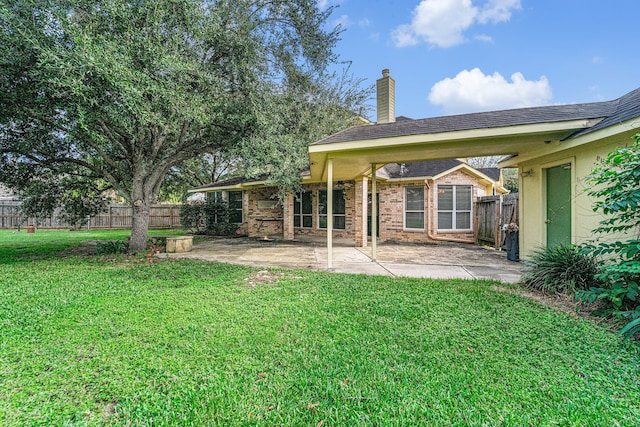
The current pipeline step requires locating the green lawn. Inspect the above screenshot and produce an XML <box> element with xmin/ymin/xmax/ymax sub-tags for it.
<box><xmin>1</xmin><ymin>230</ymin><xmax>639</xmax><ymax>426</ymax></box>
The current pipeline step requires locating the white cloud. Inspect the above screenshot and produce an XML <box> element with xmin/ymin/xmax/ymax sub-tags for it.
<box><xmin>477</xmin><ymin>0</ymin><xmax>521</xmax><ymax>23</ymax></box>
<box><xmin>592</xmin><ymin>56</ymin><xmax>604</xmax><ymax>63</ymax></box>
<box><xmin>358</xmin><ymin>18</ymin><xmax>371</xmax><ymax>28</ymax></box>
<box><xmin>334</xmin><ymin>14</ymin><xmax>351</xmax><ymax>29</ymax></box>
<box><xmin>317</xmin><ymin>0</ymin><xmax>329</xmax><ymax>10</ymax></box>
<box><xmin>474</xmin><ymin>33</ymin><xmax>493</xmax><ymax>43</ymax></box>
<box><xmin>428</xmin><ymin>68</ymin><xmax>552</xmax><ymax>114</ymax></box>
<box><xmin>317</xmin><ymin>0</ymin><xmax>342</xmax><ymax>11</ymax></box>
<box><xmin>392</xmin><ymin>0</ymin><xmax>521</xmax><ymax>48</ymax></box>
<box><xmin>391</xmin><ymin>24</ymin><xmax>419</xmax><ymax>47</ymax></box>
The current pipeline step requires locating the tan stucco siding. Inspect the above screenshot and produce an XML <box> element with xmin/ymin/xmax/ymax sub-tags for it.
<box><xmin>518</xmin><ymin>130</ymin><xmax>638</xmax><ymax>258</ymax></box>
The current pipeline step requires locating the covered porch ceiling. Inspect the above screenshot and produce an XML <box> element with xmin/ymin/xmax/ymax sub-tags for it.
<box><xmin>308</xmin><ymin>119</ymin><xmax>595</xmax><ymax>182</ymax></box>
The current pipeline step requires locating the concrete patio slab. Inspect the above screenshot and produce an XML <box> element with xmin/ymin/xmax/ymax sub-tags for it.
<box><xmin>380</xmin><ymin>263</ymin><xmax>474</xmax><ymax>280</ymax></box>
<box><xmin>160</xmin><ymin>237</ymin><xmax>524</xmax><ymax>283</ymax></box>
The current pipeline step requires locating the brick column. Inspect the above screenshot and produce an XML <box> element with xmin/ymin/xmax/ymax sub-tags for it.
<box><xmin>354</xmin><ymin>177</ymin><xmax>368</xmax><ymax>247</ymax></box>
<box><xmin>283</xmin><ymin>192</ymin><xmax>294</xmax><ymax>240</ymax></box>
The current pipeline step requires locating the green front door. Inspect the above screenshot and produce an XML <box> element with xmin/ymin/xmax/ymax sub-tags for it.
<box><xmin>546</xmin><ymin>164</ymin><xmax>572</xmax><ymax>248</ymax></box>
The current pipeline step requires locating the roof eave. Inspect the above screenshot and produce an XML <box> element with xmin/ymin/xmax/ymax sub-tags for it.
<box><xmin>187</xmin><ymin>180</ymin><xmax>270</xmax><ymax>193</ymax></box>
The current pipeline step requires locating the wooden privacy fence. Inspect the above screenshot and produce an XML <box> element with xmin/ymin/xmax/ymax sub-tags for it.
<box><xmin>0</xmin><ymin>201</ymin><xmax>182</xmax><ymax>229</ymax></box>
<box><xmin>475</xmin><ymin>193</ymin><xmax>519</xmax><ymax>249</ymax></box>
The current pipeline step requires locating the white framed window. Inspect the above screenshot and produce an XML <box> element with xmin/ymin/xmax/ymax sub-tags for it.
<box><xmin>437</xmin><ymin>185</ymin><xmax>472</xmax><ymax>230</ymax></box>
<box><xmin>318</xmin><ymin>189</ymin><xmax>346</xmax><ymax>230</ymax></box>
<box><xmin>404</xmin><ymin>186</ymin><xmax>425</xmax><ymax>229</ymax></box>
<box><xmin>294</xmin><ymin>191</ymin><xmax>313</xmax><ymax>228</ymax></box>
<box><xmin>207</xmin><ymin>191</ymin><xmax>224</xmax><ymax>223</ymax></box>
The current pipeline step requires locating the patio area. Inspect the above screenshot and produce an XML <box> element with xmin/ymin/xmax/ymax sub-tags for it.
<box><xmin>161</xmin><ymin>236</ymin><xmax>524</xmax><ymax>283</ymax></box>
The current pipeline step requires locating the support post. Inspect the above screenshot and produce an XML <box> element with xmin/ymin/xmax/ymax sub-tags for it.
<box><xmin>361</xmin><ymin>176</ymin><xmax>368</xmax><ymax>247</ymax></box>
<box><xmin>371</xmin><ymin>164</ymin><xmax>377</xmax><ymax>262</ymax></box>
<box><xmin>327</xmin><ymin>159</ymin><xmax>333</xmax><ymax>270</ymax></box>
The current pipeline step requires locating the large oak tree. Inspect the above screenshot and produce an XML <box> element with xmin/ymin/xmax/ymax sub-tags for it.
<box><xmin>0</xmin><ymin>0</ymin><xmax>367</xmax><ymax>250</ymax></box>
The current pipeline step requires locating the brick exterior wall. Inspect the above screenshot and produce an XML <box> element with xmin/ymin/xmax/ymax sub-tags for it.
<box><xmin>240</xmin><ymin>169</ymin><xmax>489</xmax><ymax>242</ymax></box>
<box><xmin>286</xmin><ymin>183</ymin><xmax>356</xmax><ymax>240</ymax></box>
<box><xmin>245</xmin><ymin>187</ymin><xmax>284</xmax><ymax>237</ymax></box>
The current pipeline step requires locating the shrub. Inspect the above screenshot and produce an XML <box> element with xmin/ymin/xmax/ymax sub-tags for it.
<box><xmin>180</xmin><ymin>198</ymin><xmax>239</xmax><ymax>236</ymax></box>
<box><xmin>522</xmin><ymin>245</ymin><xmax>601</xmax><ymax>294</ymax></box>
<box><xmin>577</xmin><ymin>134</ymin><xmax>640</xmax><ymax>339</ymax></box>
<box><xmin>96</xmin><ymin>240</ymin><xmax>129</xmax><ymax>255</ymax></box>
<box><xmin>180</xmin><ymin>202</ymin><xmax>206</xmax><ymax>233</ymax></box>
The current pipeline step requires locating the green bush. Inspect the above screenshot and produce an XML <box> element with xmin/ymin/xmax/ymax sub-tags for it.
<box><xmin>180</xmin><ymin>202</ymin><xmax>206</xmax><ymax>233</ymax></box>
<box><xmin>96</xmin><ymin>240</ymin><xmax>129</xmax><ymax>255</ymax></box>
<box><xmin>180</xmin><ymin>199</ymin><xmax>239</xmax><ymax>236</ymax></box>
<box><xmin>577</xmin><ymin>134</ymin><xmax>640</xmax><ymax>339</ymax></box>
<box><xmin>522</xmin><ymin>245</ymin><xmax>601</xmax><ymax>294</ymax></box>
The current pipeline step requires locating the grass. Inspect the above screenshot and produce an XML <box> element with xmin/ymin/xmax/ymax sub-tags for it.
<box><xmin>1</xmin><ymin>230</ymin><xmax>639</xmax><ymax>426</ymax></box>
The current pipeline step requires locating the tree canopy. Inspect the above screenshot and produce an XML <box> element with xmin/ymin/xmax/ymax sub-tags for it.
<box><xmin>0</xmin><ymin>0</ymin><xmax>369</xmax><ymax>249</ymax></box>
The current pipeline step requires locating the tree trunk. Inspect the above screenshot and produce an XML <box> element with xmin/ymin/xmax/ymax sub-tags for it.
<box><xmin>130</xmin><ymin>200</ymin><xmax>150</xmax><ymax>252</ymax></box>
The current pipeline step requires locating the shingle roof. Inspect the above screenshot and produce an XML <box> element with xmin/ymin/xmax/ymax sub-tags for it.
<box><xmin>381</xmin><ymin>160</ymin><xmax>501</xmax><ymax>183</ymax></box>
<box><xmin>382</xmin><ymin>159</ymin><xmax>463</xmax><ymax>178</ymax></box>
<box><xmin>477</xmin><ymin>168</ymin><xmax>502</xmax><ymax>182</ymax></box>
<box><xmin>570</xmin><ymin>87</ymin><xmax>640</xmax><ymax>138</ymax></box>
<box><xmin>312</xmin><ymin>90</ymin><xmax>638</xmax><ymax>145</ymax></box>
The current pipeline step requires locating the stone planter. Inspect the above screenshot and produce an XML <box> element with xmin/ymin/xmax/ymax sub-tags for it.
<box><xmin>166</xmin><ymin>236</ymin><xmax>193</xmax><ymax>253</ymax></box>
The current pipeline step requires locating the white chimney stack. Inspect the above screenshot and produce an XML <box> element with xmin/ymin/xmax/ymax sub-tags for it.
<box><xmin>376</xmin><ymin>68</ymin><xmax>395</xmax><ymax>124</ymax></box>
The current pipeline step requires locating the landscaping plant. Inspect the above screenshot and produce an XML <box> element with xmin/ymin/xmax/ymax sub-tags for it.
<box><xmin>95</xmin><ymin>240</ymin><xmax>130</xmax><ymax>255</ymax></box>
<box><xmin>180</xmin><ymin>198</ymin><xmax>238</xmax><ymax>236</ymax></box>
<box><xmin>521</xmin><ymin>244</ymin><xmax>601</xmax><ymax>294</ymax></box>
<box><xmin>577</xmin><ymin>134</ymin><xmax>640</xmax><ymax>338</ymax></box>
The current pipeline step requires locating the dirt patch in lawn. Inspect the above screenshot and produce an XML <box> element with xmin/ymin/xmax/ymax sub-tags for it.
<box><xmin>492</xmin><ymin>285</ymin><xmax>614</xmax><ymax>327</ymax></box>
<box><xmin>243</xmin><ymin>269</ymin><xmax>301</xmax><ymax>289</ymax></box>
<box><xmin>57</xmin><ymin>241</ymin><xmax>99</xmax><ymax>256</ymax></box>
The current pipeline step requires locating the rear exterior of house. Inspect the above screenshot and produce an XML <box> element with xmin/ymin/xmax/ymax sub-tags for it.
<box><xmin>501</xmin><ymin>125</ymin><xmax>638</xmax><ymax>254</ymax></box>
<box><xmin>196</xmin><ymin>159</ymin><xmax>505</xmax><ymax>246</ymax></box>
<box><xmin>190</xmin><ymin>69</ymin><xmax>640</xmax><ymax>264</ymax></box>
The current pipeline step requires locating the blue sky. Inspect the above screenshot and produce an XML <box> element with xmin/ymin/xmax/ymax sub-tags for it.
<box><xmin>321</xmin><ymin>0</ymin><xmax>640</xmax><ymax>120</ymax></box>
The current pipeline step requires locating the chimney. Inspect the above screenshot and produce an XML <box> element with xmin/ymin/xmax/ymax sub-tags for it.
<box><xmin>376</xmin><ymin>69</ymin><xmax>395</xmax><ymax>124</ymax></box>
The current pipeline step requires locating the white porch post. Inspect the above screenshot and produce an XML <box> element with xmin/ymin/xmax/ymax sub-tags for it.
<box><xmin>327</xmin><ymin>158</ymin><xmax>333</xmax><ymax>270</ymax></box>
<box><xmin>361</xmin><ymin>176</ymin><xmax>368</xmax><ymax>247</ymax></box>
<box><xmin>371</xmin><ymin>163</ymin><xmax>377</xmax><ymax>262</ymax></box>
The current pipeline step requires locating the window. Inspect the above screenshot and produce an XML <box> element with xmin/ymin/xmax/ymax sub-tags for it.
<box><xmin>209</xmin><ymin>192</ymin><xmax>223</xmax><ymax>203</ymax></box>
<box><xmin>294</xmin><ymin>191</ymin><xmax>313</xmax><ymax>228</ymax></box>
<box><xmin>207</xmin><ymin>192</ymin><xmax>225</xmax><ymax>223</ymax></box>
<box><xmin>318</xmin><ymin>189</ymin><xmax>345</xmax><ymax>229</ymax></box>
<box><xmin>228</xmin><ymin>191</ymin><xmax>243</xmax><ymax>223</ymax></box>
<box><xmin>404</xmin><ymin>186</ymin><xmax>425</xmax><ymax>229</ymax></box>
<box><xmin>437</xmin><ymin>185</ymin><xmax>472</xmax><ymax>230</ymax></box>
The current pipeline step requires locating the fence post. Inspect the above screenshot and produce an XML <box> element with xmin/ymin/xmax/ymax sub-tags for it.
<box><xmin>494</xmin><ymin>197</ymin><xmax>501</xmax><ymax>249</ymax></box>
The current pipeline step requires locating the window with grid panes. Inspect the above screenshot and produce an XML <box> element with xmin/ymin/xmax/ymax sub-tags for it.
<box><xmin>228</xmin><ymin>191</ymin><xmax>243</xmax><ymax>223</ymax></box>
<box><xmin>318</xmin><ymin>189</ymin><xmax>345</xmax><ymax>229</ymax></box>
<box><xmin>404</xmin><ymin>186</ymin><xmax>425</xmax><ymax>229</ymax></box>
<box><xmin>437</xmin><ymin>185</ymin><xmax>472</xmax><ymax>230</ymax></box>
<box><xmin>294</xmin><ymin>191</ymin><xmax>313</xmax><ymax>228</ymax></box>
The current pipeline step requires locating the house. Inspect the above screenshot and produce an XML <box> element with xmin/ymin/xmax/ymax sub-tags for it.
<box><xmin>0</xmin><ymin>184</ymin><xmax>15</xmax><ymax>201</ymax></box>
<box><xmin>192</xmin><ymin>69</ymin><xmax>640</xmax><ymax>269</ymax></box>
<box><xmin>190</xmin><ymin>159</ymin><xmax>507</xmax><ymax>245</ymax></box>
